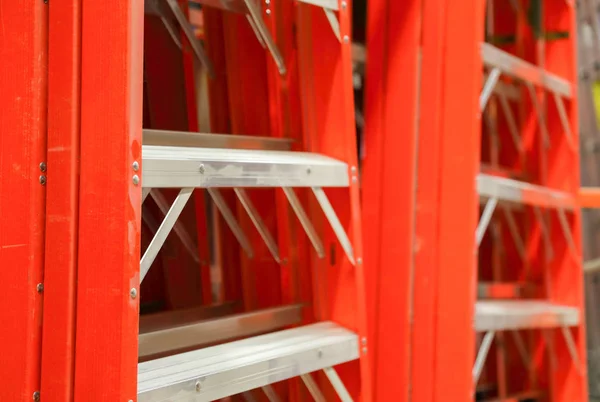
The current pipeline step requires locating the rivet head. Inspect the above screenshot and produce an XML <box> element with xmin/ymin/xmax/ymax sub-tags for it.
<box><xmin>343</xmin><ymin>35</ymin><xmax>350</xmax><ymax>43</ymax></box>
<box><xmin>341</xmin><ymin>1</ymin><xmax>347</xmax><ymax>9</ymax></box>
<box><xmin>266</xmin><ymin>8</ymin><xmax>271</xmax><ymax>15</ymax></box>
<box><xmin>33</xmin><ymin>391</ymin><xmax>40</xmax><ymax>402</ymax></box>
<box><xmin>317</xmin><ymin>349</ymin><xmax>323</xmax><ymax>358</ymax></box>
<box><xmin>357</xmin><ymin>257</ymin><xmax>363</xmax><ymax>264</ymax></box>
<box><xmin>199</xmin><ymin>164</ymin><xmax>205</xmax><ymax>174</ymax></box>
<box><xmin>39</xmin><ymin>162</ymin><xmax>47</xmax><ymax>172</ymax></box>
<box><xmin>352</xmin><ymin>176</ymin><xmax>357</xmax><ymax>183</ymax></box>
<box><xmin>306</xmin><ymin>168</ymin><xmax>311</xmax><ymax>175</ymax></box>
<box><xmin>39</xmin><ymin>175</ymin><xmax>47</xmax><ymax>185</ymax></box>
<box><xmin>361</xmin><ymin>337</ymin><xmax>367</xmax><ymax>345</ymax></box>
<box><xmin>130</xmin><ymin>288</ymin><xmax>138</xmax><ymax>299</ymax></box>
<box><xmin>132</xmin><ymin>161</ymin><xmax>140</xmax><ymax>172</ymax></box>
<box><xmin>351</xmin><ymin>166</ymin><xmax>357</xmax><ymax>173</ymax></box>
<box><xmin>362</xmin><ymin>346</ymin><xmax>367</xmax><ymax>354</ymax></box>
<box><xmin>195</xmin><ymin>380</ymin><xmax>201</xmax><ymax>392</ymax></box>
<box><xmin>132</xmin><ymin>175</ymin><xmax>140</xmax><ymax>185</ymax></box>
<box><xmin>36</xmin><ymin>283</ymin><xmax>44</xmax><ymax>293</ymax></box>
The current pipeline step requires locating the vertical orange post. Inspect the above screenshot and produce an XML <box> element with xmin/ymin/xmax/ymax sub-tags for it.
<box><xmin>362</xmin><ymin>1</ymin><xmax>421</xmax><ymax>401</ymax></box>
<box><xmin>73</xmin><ymin>0</ymin><xmax>143</xmax><ymax>400</ymax></box>
<box><xmin>0</xmin><ymin>2</ymin><xmax>48</xmax><ymax>401</ymax></box>
<box><xmin>434</xmin><ymin>1</ymin><xmax>485</xmax><ymax>400</ymax></box>
<box><xmin>40</xmin><ymin>0</ymin><xmax>81</xmax><ymax>400</ymax></box>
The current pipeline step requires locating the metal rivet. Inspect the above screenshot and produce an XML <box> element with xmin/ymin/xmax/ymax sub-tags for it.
<box><xmin>351</xmin><ymin>166</ymin><xmax>357</xmax><ymax>173</ymax></box>
<box><xmin>266</xmin><ymin>8</ymin><xmax>271</xmax><ymax>15</ymax></box>
<box><xmin>362</xmin><ymin>346</ymin><xmax>367</xmax><ymax>354</ymax></box>
<box><xmin>317</xmin><ymin>349</ymin><xmax>323</xmax><ymax>358</ymax></box>
<box><xmin>341</xmin><ymin>0</ymin><xmax>347</xmax><ymax>9</ymax></box>
<box><xmin>195</xmin><ymin>380</ymin><xmax>201</xmax><ymax>392</ymax></box>
<box><xmin>130</xmin><ymin>288</ymin><xmax>138</xmax><ymax>299</ymax></box>
<box><xmin>39</xmin><ymin>162</ymin><xmax>47</xmax><ymax>172</ymax></box>
<box><xmin>357</xmin><ymin>257</ymin><xmax>363</xmax><ymax>265</ymax></box>
<box><xmin>39</xmin><ymin>175</ymin><xmax>47</xmax><ymax>185</ymax></box>
<box><xmin>33</xmin><ymin>391</ymin><xmax>40</xmax><ymax>402</ymax></box>
<box><xmin>132</xmin><ymin>161</ymin><xmax>139</xmax><ymax>171</ymax></box>
<box><xmin>132</xmin><ymin>175</ymin><xmax>140</xmax><ymax>185</ymax></box>
<box><xmin>306</xmin><ymin>168</ymin><xmax>311</xmax><ymax>175</ymax></box>
<box><xmin>343</xmin><ymin>35</ymin><xmax>350</xmax><ymax>43</ymax></box>
<box><xmin>36</xmin><ymin>283</ymin><xmax>44</xmax><ymax>293</ymax></box>
<box><xmin>361</xmin><ymin>337</ymin><xmax>367</xmax><ymax>345</ymax></box>
<box><xmin>352</xmin><ymin>176</ymin><xmax>357</xmax><ymax>183</ymax></box>
<box><xmin>265</xmin><ymin>0</ymin><xmax>270</xmax><ymax>3</ymax></box>
<box><xmin>199</xmin><ymin>164</ymin><xmax>205</xmax><ymax>174</ymax></box>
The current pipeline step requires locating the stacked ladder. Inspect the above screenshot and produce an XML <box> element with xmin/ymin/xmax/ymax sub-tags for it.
<box><xmin>28</xmin><ymin>0</ymin><xmax>372</xmax><ymax>401</ymax></box>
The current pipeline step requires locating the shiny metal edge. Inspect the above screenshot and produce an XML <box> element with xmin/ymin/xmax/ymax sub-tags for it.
<box><xmin>143</xmin><ymin>129</ymin><xmax>293</xmax><ymax>151</ymax></box>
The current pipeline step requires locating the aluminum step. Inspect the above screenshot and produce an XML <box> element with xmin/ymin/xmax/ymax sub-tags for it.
<box><xmin>475</xmin><ymin>300</ymin><xmax>580</xmax><ymax>332</ymax></box>
<box><xmin>137</xmin><ymin>322</ymin><xmax>359</xmax><ymax>401</ymax></box>
<box><xmin>477</xmin><ymin>173</ymin><xmax>576</xmax><ymax>210</ymax></box>
<box><xmin>481</xmin><ymin>42</ymin><xmax>572</xmax><ymax>98</ymax></box>
<box><xmin>142</xmin><ymin>145</ymin><xmax>350</xmax><ymax>188</ymax></box>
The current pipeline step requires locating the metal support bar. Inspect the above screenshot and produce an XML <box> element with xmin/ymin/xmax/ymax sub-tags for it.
<box><xmin>243</xmin><ymin>0</ymin><xmax>287</xmax><ymax>75</ymax></box>
<box><xmin>165</xmin><ymin>0</ymin><xmax>215</xmax><ymax>77</ymax></box>
<box><xmin>262</xmin><ymin>385</ymin><xmax>281</xmax><ymax>402</ymax></box>
<box><xmin>301</xmin><ymin>374</ymin><xmax>326</xmax><ymax>402</ymax></box>
<box><xmin>561</xmin><ymin>326</ymin><xmax>583</xmax><ymax>373</ymax></box>
<box><xmin>323</xmin><ymin>367</ymin><xmax>354</xmax><ymax>402</ymax></box>
<box><xmin>477</xmin><ymin>197</ymin><xmax>498</xmax><ymax>246</ymax></box>
<box><xmin>312</xmin><ymin>187</ymin><xmax>355</xmax><ymax>265</ymax></box>
<box><xmin>473</xmin><ymin>331</ymin><xmax>495</xmax><ymax>385</ymax></box>
<box><xmin>142</xmin><ymin>187</ymin><xmax>151</xmax><ymax>203</ymax></box>
<box><xmin>140</xmin><ymin>188</ymin><xmax>194</xmax><ymax>282</ymax></box>
<box><xmin>533</xmin><ymin>206</ymin><xmax>554</xmax><ymax>260</ymax></box>
<box><xmin>553</xmin><ymin>92</ymin><xmax>577</xmax><ymax>151</ymax></box>
<box><xmin>246</xmin><ymin>15</ymin><xmax>266</xmax><ymax>48</ymax></box>
<box><xmin>234</xmin><ymin>188</ymin><xmax>281</xmax><ymax>262</ymax></box>
<box><xmin>323</xmin><ymin>8</ymin><xmax>341</xmax><ymax>41</ymax></box>
<box><xmin>557</xmin><ymin>208</ymin><xmax>579</xmax><ymax>258</ymax></box>
<box><xmin>502</xmin><ymin>206</ymin><xmax>526</xmax><ymax>260</ymax></box>
<box><xmin>150</xmin><ymin>190</ymin><xmax>200</xmax><ymax>264</ymax></box>
<box><xmin>498</xmin><ymin>92</ymin><xmax>524</xmax><ymax>152</ymax></box>
<box><xmin>525</xmin><ymin>82</ymin><xmax>551</xmax><ymax>148</ymax></box>
<box><xmin>510</xmin><ymin>330</ymin><xmax>532</xmax><ymax>370</ymax></box>
<box><xmin>480</xmin><ymin>67</ymin><xmax>501</xmax><ymax>111</ymax></box>
<box><xmin>207</xmin><ymin>188</ymin><xmax>254</xmax><ymax>258</ymax></box>
<box><xmin>159</xmin><ymin>15</ymin><xmax>182</xmax><ymax>50</ymax></box>
<box><xmin>283</xmin><ymin>187</ymin><xmax>325</xmax><ymax>258</ymax></box>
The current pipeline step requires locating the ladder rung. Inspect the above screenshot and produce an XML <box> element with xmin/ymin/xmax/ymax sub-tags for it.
<box><xmin>142</xmin><ymin>145</ymin><xmax>350</xmax><ymax>188</ymax></box>
<box><xmin>137</xmin><ymin>322</ymin><xmax>359</xmax><ymax>401</ymax></box>
<box><xmin>189</xmin><ymin>0</ymin><xmax>247</xmax><ymax>13</ymax></box>
<box><xmin>143</xmin><ymin>129</ymin><xmax>293</xmax><ymax>151</ymax></box>
<box><xmin>477</xmin><ymin>173</ymin><xmax>576</xmax><ymax>210</ymax></box>
<box><xmin>481</xmin><ymin>42</ymin><xmax>573</xmax><ymax>98</ymax></box>
<box><xmin>475</xmin><ymin>300</ymin><xmax>579</xmax><ymax>332</ymax></box>
<box><xmin>296</xmin><ymin>0</ymin><xmax>339</xmax><ymax>10</ymax></box>
<box><xmin>139</xmin><ymin>304</ymin><xmax>304</xmax><ymax>359</ymax></box>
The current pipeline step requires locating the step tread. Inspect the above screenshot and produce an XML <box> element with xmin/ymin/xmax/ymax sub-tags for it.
<box><xmin>475</xmin><ymin>300</ymin><xmax>580</xmax><ymax>331</ymax></box>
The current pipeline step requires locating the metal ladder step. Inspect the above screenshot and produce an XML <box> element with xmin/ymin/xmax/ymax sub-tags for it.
<box><xmin>142</xmin><ymin>145</ymin><xmax>350</xmax><ymax>188</ymax></box>
<box><xmin>477</xmin><ymin>173</ymin><xmax>576</xmax><ymax>210</ymax></box>
<box><xmin>137</xmin><ymin>321</ymin><xmax>359</xmax><ymax>401</ymax></box>
<box><xmin>475</xmin><ymin>300</ymin><xmax>580</xmax><ymax>332</ymax></box>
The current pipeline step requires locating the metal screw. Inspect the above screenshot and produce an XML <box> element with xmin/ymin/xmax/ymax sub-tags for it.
<box><xmin>36</xmin><ymin>283</ymin><xmax>44</xmax><ymax>293</ymax></box>
<box><xmin>132</xmin><ymin>161</ymin><xmax>140</xmax><ymax>171</ymax></box>
<box><xmin>33</xmin><ymin>391</ymin><xmax>40</xmax><ymax>402</ymax></box>
<box><xmin>357</xmin><ymin>257</ymin><xmax>363</xmax><ymax>265</ymax></box>
<box><xmin>132</xmin><ymin>175</ymin><xmax>140</xmax><ymax>185</ymax></box>
<box><xmin>39</xmin><ymin>162</ymin><xmax>47</xmax><ymax>172</ymax></box>
<box><xmin>130</xmin><ymin>288</ymin><xmax>138</xmax><ymax>299</ymax></box>
<box><xmin>341</xmin><ymin>0</ymin><xmax>347</xmax><ymax>9</ymax></box>
<box><xmin>195</xmin><ymin>380</ymin><xmax>201</xmax><ymax>392</ymax></box>
<box><xmin>39</xmin><ymin>175</ymin><xmax>47</xmax><ymax>185</ymax></box>
<box><xmin>199</xmin><ymin>164</ymin><xmax>205</xmax><ymax>174</ymax></box>
<box><xmin>343</xmin><ymin>35</ymin><xmax>350</xmax><ymax>43</ymax></box>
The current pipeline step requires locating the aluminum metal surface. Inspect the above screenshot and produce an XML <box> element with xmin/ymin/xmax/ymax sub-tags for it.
<box><xmin>137</xmin><ymin>322</ymin><xmax>359</xmax><ymax>401</ymax></box>
<box><xmin>189</xmin><ymin>0</ymin><xmax>247</xmax><ymax>13</ymax></box>
<box><xmin>139</xmin><ymin>304</ymin><xmax>304</xmax><ymax>359</ymax></box>
<box><xmin>475</xmin><ymin>300</ymin><xmax>580</xmax><ymax>332</ymax></box>
<box><xmin>139</xmin><ymin>302</ymin><xmax>238</xmax><ymax>334</ymax></box>
<box><xmin>142</xmin><ymin>146</ymin><xmax>350</xmax><ymax>188</ymax></box>
<box><xmin>477</xmin><ymin>173</ymin><xmax>576</xmax><ymax>210</ymax></box>
<box><xmin>143</xmin><ymin>129</ymin><xmax>293</xmax><ymax>151</ymax></box>
<box><xmin>481</xmin><ymin>42</ymin><xmax>573</xmax><ymax>98</ymax></box>
<box><xmin>296</xmin><ymin>0</ymin><xmax>340</xmax><ymax>10</ymax></box>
